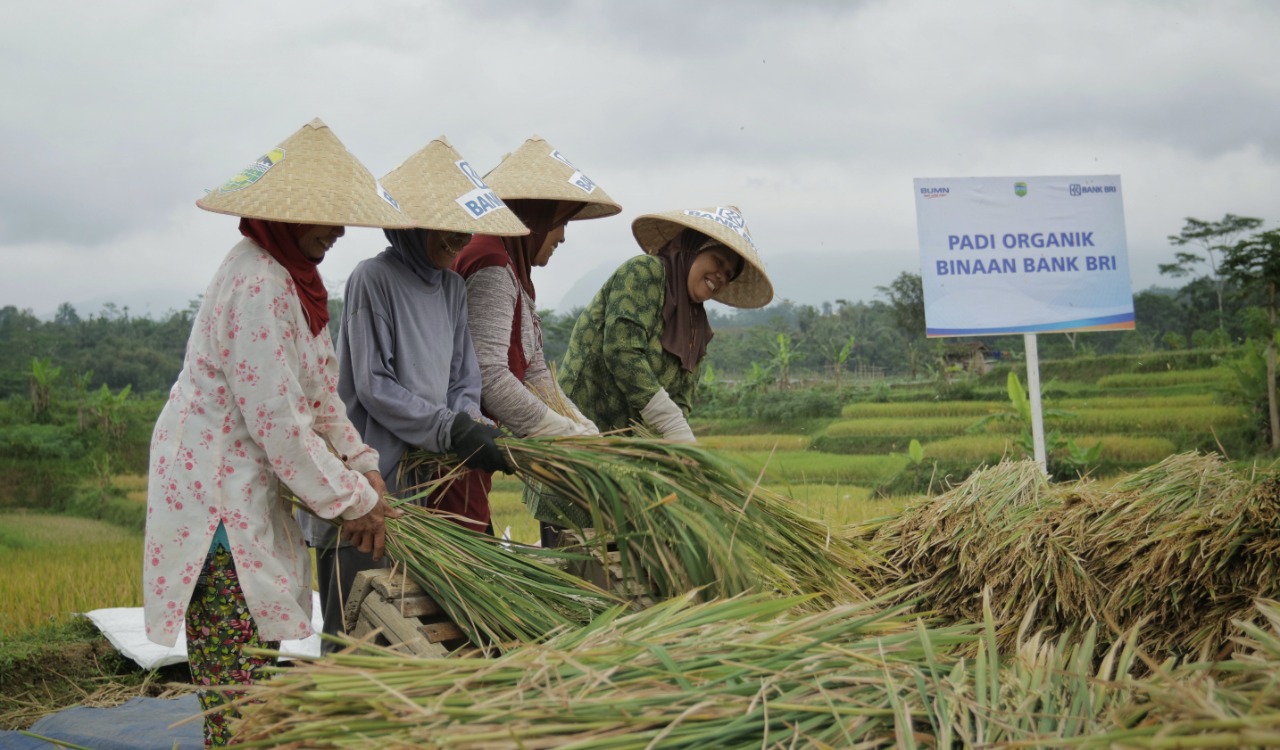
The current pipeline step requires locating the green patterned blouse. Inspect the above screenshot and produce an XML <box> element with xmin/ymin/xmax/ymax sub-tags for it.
<box><xmin>557</xmin><ymin>254</ymin><xmax>700</xmax><ymax>433</ymax></box>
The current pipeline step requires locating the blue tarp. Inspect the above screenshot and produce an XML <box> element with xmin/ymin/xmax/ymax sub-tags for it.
<box><xmin>0</xmin><ymin>695</ymin><xmax>202</xmax><ymax>749</ymax></box>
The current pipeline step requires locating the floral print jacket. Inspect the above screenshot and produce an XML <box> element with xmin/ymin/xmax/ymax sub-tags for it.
<box><xmin>143</xmin><ymin>239</ymin><xmax>380</xmax><ymax>646</ymax></box>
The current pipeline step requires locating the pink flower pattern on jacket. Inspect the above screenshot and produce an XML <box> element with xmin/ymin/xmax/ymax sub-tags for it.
<box><xmin>143</xmin><ymin>239</ymin><xmax>380</xmax><ymax>647</ymax></box>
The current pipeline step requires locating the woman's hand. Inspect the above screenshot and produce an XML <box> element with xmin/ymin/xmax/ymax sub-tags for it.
<box><xmin>340</xmin><ymin>471</ymin><xmax>401</xmax><ymax>560</ymax></box>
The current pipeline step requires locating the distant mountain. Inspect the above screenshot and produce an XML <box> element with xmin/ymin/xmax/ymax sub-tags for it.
<box><xmin>32</xmin><ymin>286</ymin><xmax>202</xmax><ymax>321</ymax></box>
<box><xmin>551</xmin><ymin>250</ymin><xmax>914</xmax><ymax>314</ymax></box>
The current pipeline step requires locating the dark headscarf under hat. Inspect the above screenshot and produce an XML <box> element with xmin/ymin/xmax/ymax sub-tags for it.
<box><xmin>501</xmin><ymin>199</ymin><xmax>585</xmax><ymax>301</ymax></box>
<box><xmin>657</xmin><ymin>228</ymin><xmax>724</xmax><ymax>372</ymax></box>
<box><xmin>239</xmin><ymin>218</ymin><xmax>330</xmax><ymax>336</ymax></box>
<box><xmin>384</xmin><ymin>228</ymin><xmax>445</xmax><ymax>290</ymax></box>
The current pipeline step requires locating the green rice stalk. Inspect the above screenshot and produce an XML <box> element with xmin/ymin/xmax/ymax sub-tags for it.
<box><xmin>382</xmin><ymin>503</ymin><xmax>622</xmax><ymax>653</ymax></box>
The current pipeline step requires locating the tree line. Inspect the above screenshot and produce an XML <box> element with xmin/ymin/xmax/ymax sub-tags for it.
<box><xmin>1</xmin><ymin>214</ymin><xmax>1275</xmax><ymax>404</ymax></box>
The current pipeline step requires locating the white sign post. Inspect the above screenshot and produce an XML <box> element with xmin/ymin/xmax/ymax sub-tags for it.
<box><xmin>913</xmin><ymin>175</ymin><xmax>1133</xmax><ymax>475</ymax></box>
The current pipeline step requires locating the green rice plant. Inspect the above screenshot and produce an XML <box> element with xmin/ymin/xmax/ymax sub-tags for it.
<box><xmin>1097</xmin><ymin>368</ymin><xmax>1233</xmax><ymax>389</ymax></box>
<box><xmin>382</xmin><ymin>503</ymin><xmax>621</xmax><ymax>653</ymax></box>
<box><xmin>921</xmin><ymin>435</ymin><xmax>1023</xmax><ymax>463</ymax></box>
<box><xmin>1056</xmin><ymin>405</ymin><xmax>1245</xmax><ymax>434</ymax></box>
<box><xmin>487</xmin><ymin>487</ymin><xmax>539</xmax><ymax>545</ymax></box>
<box><xmin>826</xmin><ymin>415</ymin><xmax>1002</xmax><ymax>439</ymax></box>
<box><xmin>762</xmin><ymin>483</ymin><xmax>907</xmax><ymax>526</ymax></box>
<box><xmin>841</xmin><ymin>400</ymin><xmax>1001</xmax><ymax>419</ymax></box>
<box><xmin>0</xmin><ymin>514</ymin><xmax>142</xmax><ymax>636</ymax></box>
<box><xmin>731</xmin><ymin>450</ymin><xmax>908</xmax><ymax>484</ymax></box>
<box><xmin>233</xmin><ymin>592</ymin><xmax>978</xmax><ymax>749</ymax></box>
<box><xmin>461</xmin><ymin>436</ymin><xmax>883</xmax><ymax>607</ymax></box>
<box><xmin>1055</xmin><ymin>394</ymin><xmax>1220</xmax><ymax>410</ymax></box>
<box><xmin>697</xmin><ymin>433</ymin><xmax>811</xmax><ymax>452</ymax></box>
<box><xmin>924</xmin><ymin>434</ymin><xmax>1178</xmax><ymax>466</ymax></box>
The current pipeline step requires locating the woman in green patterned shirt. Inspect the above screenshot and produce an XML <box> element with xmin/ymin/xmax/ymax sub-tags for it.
<box><xmin>558</xmin><ymin>205</ymin><xmax>774</xmax><ymax>440</ymax></box>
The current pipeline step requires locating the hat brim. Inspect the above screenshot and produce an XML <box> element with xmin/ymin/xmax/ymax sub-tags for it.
<box><xmin>483</xmin><ymin>136</ymin><xmax>622</xmax><ymax>221</ymax></box>
<box><xmin>197</xmin><ymin>118</ymin><xmax>414</xmax><ymax>229</ymax></box>
<box><xmin>632</xmin><ymin>207</ymin><xmax>774</xmax><ymax>309</ymax></box>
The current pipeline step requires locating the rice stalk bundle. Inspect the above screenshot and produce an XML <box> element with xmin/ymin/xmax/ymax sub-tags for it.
<box><xmin>230</xmin><ymin>592</ymin><xmax>978</xmax><ymax>749</ymax></box>
<box><xmin>383</xmin><ymin>503</ymin><xmax>621</xmax><ymax>653</ymax></box>
<box><xmin>1070</xmin><ymin>452</ymin><xmax>1280</xmax><ymax>661</ymax></box>
<box><xmin>856</xmin><ymin>459</ymin><xmax>1099</xmax><ymax>643</ymax></box>
<box><xmin>860</xmin><ymin>452</ymin><xmax>1280</xmax><ymax>660</ymax></box>
<box><xmin>498</xmin><ymin>436</ymin><xmax>884</xmax><ymax>606</ymax></box>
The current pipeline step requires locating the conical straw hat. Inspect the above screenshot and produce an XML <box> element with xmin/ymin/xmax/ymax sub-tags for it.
<box><xmin>631</xmin><ymin>206</ymin><xmax>774</xmax><ymax>309</ymax></box>
<box><xmin>379</xmin><ymin>137</ymin><xmax>528</xmax><ymax>236</ymax></box>
<box><xmin>482</xmin><ymin>136</ymin><xmax>621</xmax><ymax>220</ymax></box>
<box><xmin>197</xmin><ymin>118</ymin><xmax>413</xmax><ymax>229</ymax></box>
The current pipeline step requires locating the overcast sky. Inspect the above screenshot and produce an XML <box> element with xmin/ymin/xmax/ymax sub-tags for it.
<box><xmin>3</xmin><ymin>0</ymin><xmax>1278</xmax><ymax>320</ymax></box>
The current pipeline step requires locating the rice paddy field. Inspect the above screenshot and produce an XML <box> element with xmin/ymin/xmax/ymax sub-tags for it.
<box><xmin>3</xmin><ymin>363</ymin><xmax>1275</xmax><ymax>746</ymax></box>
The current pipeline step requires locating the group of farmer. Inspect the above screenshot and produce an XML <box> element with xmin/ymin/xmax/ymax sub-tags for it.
<box><xmin>140</xmin><ymin>118</ymin><xmax>774</xmax><ymax>747</ymax></box>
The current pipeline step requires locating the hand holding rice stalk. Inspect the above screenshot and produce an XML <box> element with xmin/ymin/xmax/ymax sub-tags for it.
<box><xmin>408</xmin><ymin>434</ymin><xmax>886</xmax><ymax>607</ymax></box>
<box><xmin>291</xmin><ymin>469</ymin><xmax>622</xmax><ymax>654</ymax></box>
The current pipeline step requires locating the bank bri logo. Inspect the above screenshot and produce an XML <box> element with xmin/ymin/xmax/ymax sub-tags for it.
<box><xmin>1069</xmin><ymin>183</ymin><xmax>1117</xmax><ymax>196</ymax></box>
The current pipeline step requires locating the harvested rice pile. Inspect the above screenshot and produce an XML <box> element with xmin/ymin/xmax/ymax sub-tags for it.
<box><xmin>231</xmin><ymin>594</ymin><xmax>1280</xmax><ymax>748</ymax></box>
<box><xmin>406</xmin><ymin>436</ymin><xmax>885</xmax><ymax>608</ymax></box>
<box><xmin>860</xmin><ymin>452</ymin><xmax>1280</xmax><ymax>660</ymax></box>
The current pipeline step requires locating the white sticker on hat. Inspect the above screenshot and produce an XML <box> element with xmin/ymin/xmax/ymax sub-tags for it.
<box><xmin>217</xmin><ymin>148</ymin><xmax>285</xmax><ymax>193</ymax></box>
<box><xmin>375</xmin><ymin>181</ymin><xmax>401</xmax><ymax>211</ymax></box>
<box><xmin>549</xmin><ymin>149</ymin><xmax>597</xmax><ymax>194</ymax></box>
<box><xmin>457</xmin><ymin>187</ymin><xmax>507</xmax><ymax>219</ymax></box>
<box><xmin>685</xmin><ymin>207</ymin><xmax>758</xmax><ymax>250</ymax></box>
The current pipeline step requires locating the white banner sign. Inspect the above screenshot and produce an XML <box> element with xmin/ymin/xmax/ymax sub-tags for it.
<box><xmin>913</xmin><ymin>175</ymin><xmax>1134</xmax><ymax>337</ymax></box>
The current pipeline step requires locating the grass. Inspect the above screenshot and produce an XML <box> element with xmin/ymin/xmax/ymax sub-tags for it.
<box><xmin>730</xmin><ymin>450</ymin><xmax>907</xmax><ymax>484</ymax></box>
<box><xmin>1097</xmin><ymin>368</ymin><xmax>1232</xmax><ymax>389</ymax></box>
<box><xmin>0</xmin><ymin>513</ymin><xmax>142</xmax><ymax>636</ymax></box>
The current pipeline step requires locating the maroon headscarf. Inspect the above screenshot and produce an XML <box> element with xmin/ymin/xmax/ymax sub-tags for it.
<box><xmin>657</xmin><ymin>229</ymin><xmax>719</xmax><ymax>372</ymax></box>
<box><xmin>239</xmin><ymin>218</ymin><xmax>330</xmax><ymax>336</ymax></box>
<box><xmin>500</xmin><ymin>199</ymin><xmax>585</xmax><ymax>301</ymax></box>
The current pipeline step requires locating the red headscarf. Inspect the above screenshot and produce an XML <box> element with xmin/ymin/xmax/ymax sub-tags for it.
<box><xmin>239</xmin><ymin>218</ymin><xmax>330</xmax><ymax>336</ymax></box>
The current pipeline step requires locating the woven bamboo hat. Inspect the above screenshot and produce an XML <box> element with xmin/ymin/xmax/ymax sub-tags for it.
<box><xmin>379</xmin><ymin>137</ymin><xmax>528</xmax><ymax>236</ymax></box>
<box><xmin>632</xmin><ymin>206</ymin><xmax>774</xmax><ymax>309</ymax></box>
<box><xmin>482</xmin><ymin>136</ymin><xmax>621</xmax><ymax>220</ymax></box>
<box><xmin>197</xmin><ymin>118</ymin><xmax>413</xmax><ymax>228</ymax></box>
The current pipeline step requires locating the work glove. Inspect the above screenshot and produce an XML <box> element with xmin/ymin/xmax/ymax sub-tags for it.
<box><xmin>527</xmin><ymin>406</ymin><xmax>594</xmax><ymax>438</ymax></box>
<box><xmin>449</xmin><ymin>413</ymin><xmax>512</xmax><ymax>473</ymax></box>
<box><xmin>565</xmin><ymin>401</ymin><xmax>600</xmax><ymax>436</ymax></box>
<box><xmin>640</xmin><ymin>388</ymin><xmax>696</xmax><ymax>443</ymax></box>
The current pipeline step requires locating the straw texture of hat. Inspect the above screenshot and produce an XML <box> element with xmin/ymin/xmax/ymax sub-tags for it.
<box><xmin>380</xmin><ymin>137</ymin><xmax>528</xmax><ymax>236</ymax></box>
<box><xmin>632</xmin><ymin>206</ymin><xmax>774</xmax><ymax>309</ymax></box>
<box><xmin>197</xmin><ymin>118</ymin><xmax>413</xmax><ymax>229</ymax></box>
<box><xmin>482</xmin><ymin>136</ymin><xmax>621</xmax><ymax>220</ymax></box>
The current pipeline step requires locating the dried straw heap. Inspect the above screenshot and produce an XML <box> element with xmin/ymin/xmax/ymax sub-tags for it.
<box><xmin>857</xmin><ymin>451</ymin><xmax>1280</xmax><ymax>660</ymax></box>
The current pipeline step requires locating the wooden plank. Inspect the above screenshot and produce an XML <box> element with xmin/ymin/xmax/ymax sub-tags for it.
<box><xmin>361</xmin><ymin>596</ymin><xmax>449</xmax><ymax>657</ymax></box>
<box><xmin>343</xmin><ymin>568</ymin><xmax>382</xmax><ymax>632</ymax></box>
<box><xmin>394</xmin><ymin>594</ymin><xmax>442</xmax><ymax>618</ymax></box>
<box><xmin>372</xmin><ymin>568</ymin><xmax>427</xmax><ymax>600</ymax></box>
<box><xmin>419</xmin><ymin>621</ymin><xmax>466</xmax><ymax>643</ymax></box>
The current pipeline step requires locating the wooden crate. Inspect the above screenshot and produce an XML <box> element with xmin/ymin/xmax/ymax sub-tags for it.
<box><xmin>342</xmin><ymin>567</ymin><xmax>467</xmax><ymax>657</ymax></box>
<box><xmin>555</xmin><ymin>530</ymin><xmax>657</xmax><ymax>610</ymax></box>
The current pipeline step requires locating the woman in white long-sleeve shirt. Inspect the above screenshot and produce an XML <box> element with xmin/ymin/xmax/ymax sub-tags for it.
<box><xmin>143</xmin><ymin>119</ymin><xmax>409</xmax><ymax>747</ymax></box>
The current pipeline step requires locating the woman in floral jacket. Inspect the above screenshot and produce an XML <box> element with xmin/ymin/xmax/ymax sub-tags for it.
<box><xmin>142</xmin><ymin>118</ymin><xmax>410</xmax><ymax>747</ymax></box>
